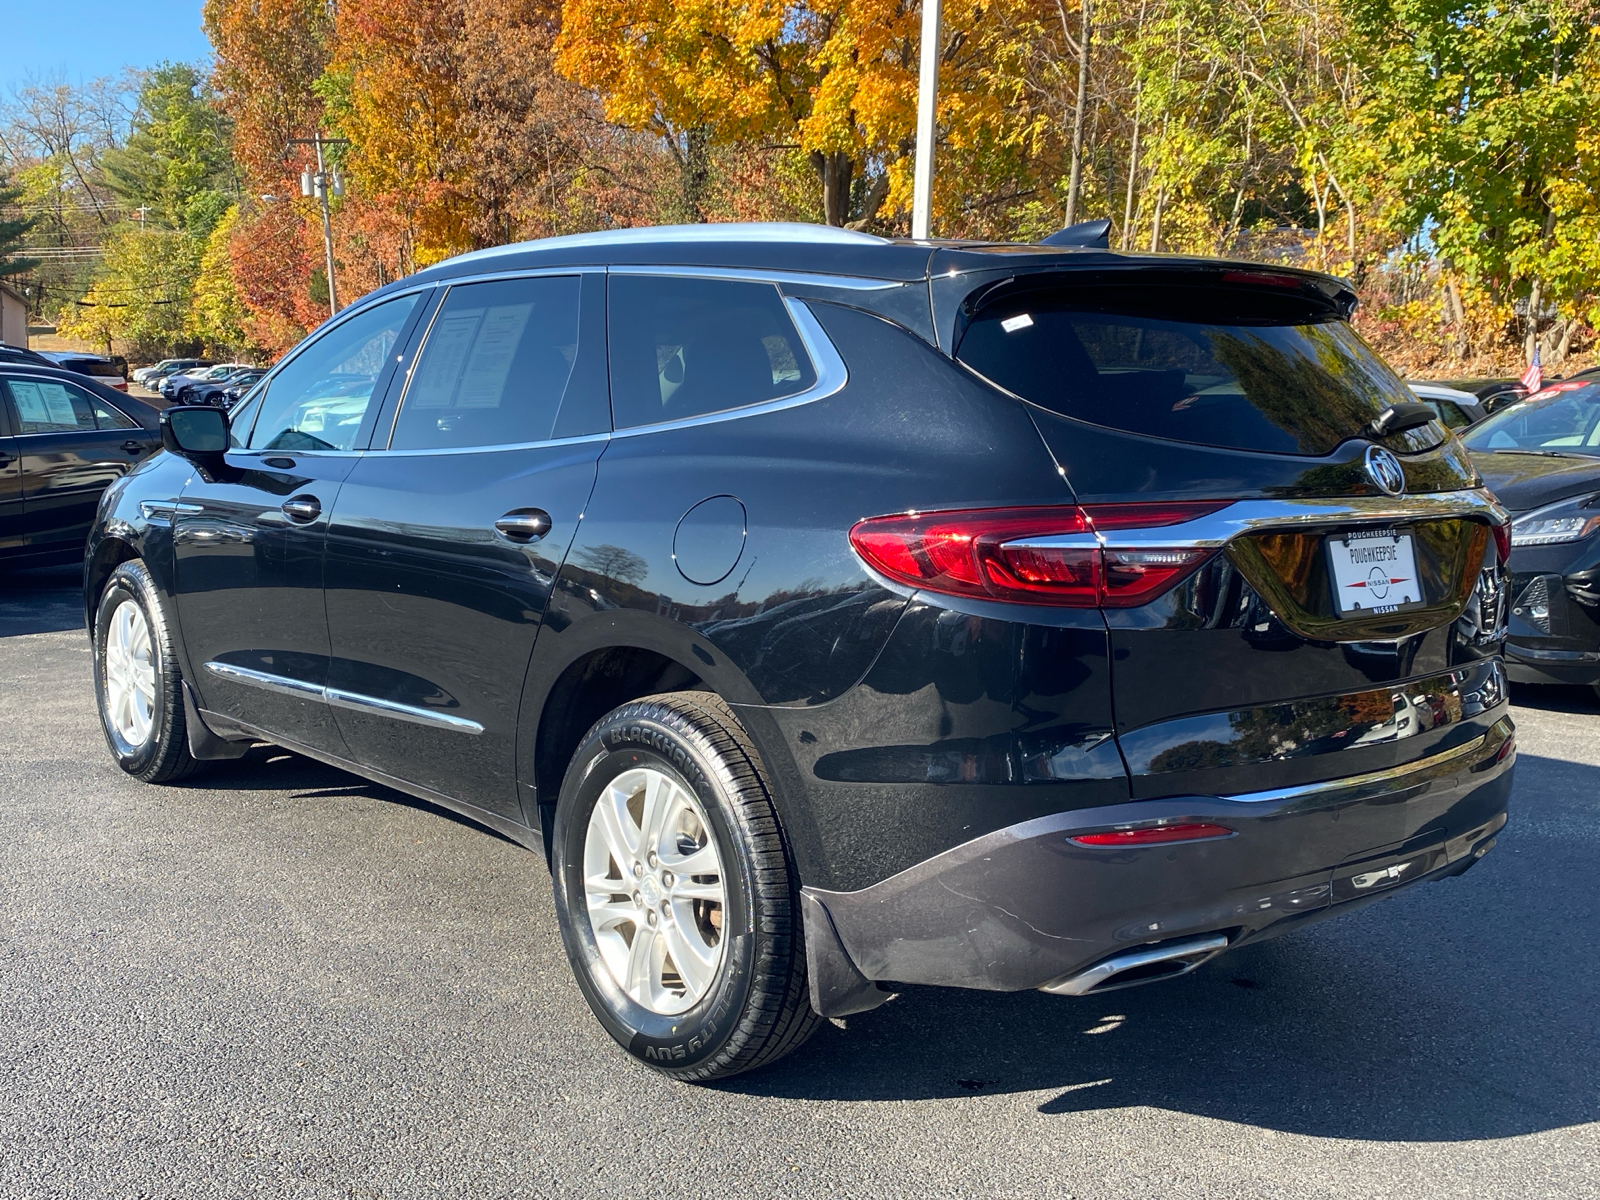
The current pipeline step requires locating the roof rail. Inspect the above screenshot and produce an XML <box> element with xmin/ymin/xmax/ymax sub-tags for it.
<box><xmin>446</xmin><ymin>221</ymin><xmax>887</xmax><ymax>268</ymax></box>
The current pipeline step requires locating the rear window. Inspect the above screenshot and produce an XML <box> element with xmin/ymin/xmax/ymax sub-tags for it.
<box><xmin>956</xmin><ymin>282</ymin><xmax>1420</xmax><ymax>456</ymax></box>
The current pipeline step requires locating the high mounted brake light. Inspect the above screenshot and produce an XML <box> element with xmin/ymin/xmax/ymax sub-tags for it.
<box><xmin>849</xmin><ymin>502</ymin><xmax>1229</xmax><ymax>608</ymax></box>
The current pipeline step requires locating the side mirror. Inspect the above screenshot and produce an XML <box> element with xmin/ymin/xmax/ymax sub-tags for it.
<box><xmin>161</xmin><ymin>405</ymin><xmax>229</xmax><ymax>457</ymax></box>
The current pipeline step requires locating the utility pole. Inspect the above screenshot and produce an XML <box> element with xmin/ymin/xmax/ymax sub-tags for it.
<box><xmin>289</xmin><ymin>135</ymin><xmax>349</xmax><ymax>318</ymax></box>
<box><xmin>911</xmin><ymin>0</ymin><xmax>942</xmax><ymax>240</ymax></box>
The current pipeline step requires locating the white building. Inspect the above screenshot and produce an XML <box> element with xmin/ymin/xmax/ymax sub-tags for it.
<box><xmin>0</xmin><ymin>282</ymin><xmax>26</xmax><ymax>348</ymax></box>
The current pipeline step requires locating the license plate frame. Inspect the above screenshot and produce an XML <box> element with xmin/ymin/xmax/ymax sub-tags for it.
<box><xmin>1326</xmin><ymin>527</ymin><xmax>1425</xmax><ymax>616</ymax></box>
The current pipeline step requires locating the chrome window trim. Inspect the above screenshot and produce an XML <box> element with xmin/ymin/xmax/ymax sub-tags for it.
<box><xmin>1221</xmin><ymin>732</ymin><xmax>1489</xmax><ymax>805</ymax></box>
<box><xmin>370</xmin><ymin>431</ymin><xmax>610</xmax><ymax>458</ymax></box>
<box><xmin>608</xmin><ymin>297</ymin><xmax>848</xmax><ymax>439</ymax></box>
<box><xmin>204</xmin><ymin>661</ymin><xmax>484</xmax><ymax>735</ymax></box>
<box><xmin>609</xmin><ymin>264</ymin><xmax>901</xmax><ymax>292</ymax></box>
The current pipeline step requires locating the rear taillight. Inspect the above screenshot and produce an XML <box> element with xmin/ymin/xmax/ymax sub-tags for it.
<box><xmin>849</xmin><ymin>502</ymin><xmax>1227</xmax><ymax>608</ymax></box>
<box><xmin>1069</xmin><ymin>822</ymin><xmax>1235</xmax><ymax>847</ymax></box>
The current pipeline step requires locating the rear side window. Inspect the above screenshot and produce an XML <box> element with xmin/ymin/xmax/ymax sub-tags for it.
<box><xmin>608</xmin><ymin>275</ymin><xmax>816</xmax><ymax>429</ymax></box>
<box><xmin>956</xmin><ymin>283</ymin><xmax>1420</xmax><ymax>456</ymax></box>
<box><xmin>392</xmin><ymin>276</ymin><xmax>581</xmax><ymax>450</ymax></box>
<box><xmin>4</xmin><ymin>378</ymin><xmax>98</xmax><ymax>433</ymax></box>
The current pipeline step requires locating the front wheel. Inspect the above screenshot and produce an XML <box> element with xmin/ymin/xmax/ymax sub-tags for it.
<box><xmin>93</xmin><ymin>559</ymin><xmax>202</xmax><ymax>783</ymax></box>
<box><xmin>550</xmin><ymin>692</ymin><xmax>820</xmax><ymax>1081</ymax></box>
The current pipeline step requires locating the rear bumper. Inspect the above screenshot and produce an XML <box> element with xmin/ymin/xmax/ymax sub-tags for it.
<box><xmin>802</xmin><ymin>718</ymin><xmax>1513</xmax><ymax>1012</ymax></box>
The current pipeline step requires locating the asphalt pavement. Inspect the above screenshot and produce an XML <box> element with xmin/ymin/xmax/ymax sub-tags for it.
<box><xmin>2</xmin><ymin>563</ymin><xmax>1597</xmax><ymax>1199</ymax></box>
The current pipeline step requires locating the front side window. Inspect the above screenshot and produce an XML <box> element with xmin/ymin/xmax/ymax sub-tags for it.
<box><xmin>956</xmin><ymin>281</ymin><xmax>1424</xmax><ymax>456</ymax></box>
<box><xmin>1464</xmin><ymin>385</ymin><xmax>1600</xmax><ymax>456</ymax></box>
<box><xmin>608</xmin><ymin>275</ymin><xmax>817</xmax><ymax>430</ymax></box>
<box><xmin>248</xmin><ymin>294</ymin><xmax>420</xmax><ymax>451</ymax></box>
<box><xmin>391</xmin><ymin>276</ymin><xmax>580</xmax><ymax>450</ymax></box>
<box><xmin>4</xmin><ymin>378</ymin><xmax>100</xmax><ymax>433</ymax></box>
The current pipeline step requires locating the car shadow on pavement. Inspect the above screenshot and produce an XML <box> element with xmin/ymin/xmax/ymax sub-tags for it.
<box><xmin>723</xmin><ymin>749</ymin><xmax>1600</xmax><ymax>1144</ymax></box>
<box><xmin>182</xmin><ymin>745</ymin><xmax>525</xmax><ymax>845</ymax></box>
<box><xmin>0</xmin><ymin>564</ymin><xmax>84</xmax><ymax>636</ymax></box>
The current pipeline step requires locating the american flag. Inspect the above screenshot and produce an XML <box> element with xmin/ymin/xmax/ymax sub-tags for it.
<box><xmin>1520</xmin><ymin>346</ymin><xmax>1542</xmax><ymax>394</ymax></box>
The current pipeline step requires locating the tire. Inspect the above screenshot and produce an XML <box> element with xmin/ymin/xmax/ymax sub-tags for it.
<box><xmin>550</xmin><ymin>691</ymin><xmax>821</xmax><ymax>1081</ymax></box>
<box><xmin>93</xmin><ymin>559</ymin><xmax>203</xmax><ymax>784</ymax></box>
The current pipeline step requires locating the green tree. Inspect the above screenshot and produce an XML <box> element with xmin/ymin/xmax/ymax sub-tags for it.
<box><xmin>0</xmin><ymin>171</ymin><xmax>38</xmax><ymax>276</ymax></box>
<box><xmin>58</xmin><ymin>228</ymin><xmax>204</xmax><ymax>357</ymax></box>
<box><xmin>101</xmin><ymin>64</ymin><xmax>238</xmax><ymax>238</ymax></box>
<box><xmin>1346</xmin><ymin>0</ymin><xmax>1600</xmax><ymax>363</ymax></box>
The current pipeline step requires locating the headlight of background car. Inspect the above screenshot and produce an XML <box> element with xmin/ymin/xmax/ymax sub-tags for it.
<box><xmin>1510</xmin><ymin>493</ymin><xmax>1600</xmax><ymax>547</ymax></box>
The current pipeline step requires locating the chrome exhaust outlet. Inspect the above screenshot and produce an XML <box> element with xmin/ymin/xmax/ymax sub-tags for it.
<box><xmin>1040</xmin><ymin>933</ymin><xmax>1230</xmax><ymax>997</ymax></box>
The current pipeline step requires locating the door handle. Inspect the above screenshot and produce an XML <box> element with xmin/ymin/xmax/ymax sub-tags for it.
<box><xmin>281</xmin><ymin>494</ymin><xmax>322</xmax><ymax>523</ymax></box>
<box><xmin>123</xmin><ymin>440</ymin><xmax>146</xmax><ymax>455</ymax></box>
<box><xmin>494</xmin><ymin>508</ymin><xmax>552</xmax><ymax>543</ymax></box>
<box><xmin>0</xmin><ymin>452</ymin><xmax>12</xmax><ymax>468</ymax></box>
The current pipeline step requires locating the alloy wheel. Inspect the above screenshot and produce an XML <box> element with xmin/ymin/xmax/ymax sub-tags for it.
<box><xmin>104</xmin><ymin>598</ymin><xmax>157</xmax><ymax>748</ymax></box>
<box><xmin>582</xmin><ymin>766</ymin><xmax>727</xmax><ymax>1015</ymax></box>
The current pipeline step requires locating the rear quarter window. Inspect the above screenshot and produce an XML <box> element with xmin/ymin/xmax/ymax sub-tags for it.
<box><xmin>956</xmin><ymin>282</ymin><xmax>1423</xmax><ymax>456</ymax></box>
<box><xmin>608</xmin><ymin>275</ymin><xmax>817</xmax><ymax>430</ymax></box>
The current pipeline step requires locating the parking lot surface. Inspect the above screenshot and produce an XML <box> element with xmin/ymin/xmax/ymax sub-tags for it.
<box><xmin>2</xmin><ymin>564</ymin><xmax>1597</xmax><ymax>1199</ymax></box>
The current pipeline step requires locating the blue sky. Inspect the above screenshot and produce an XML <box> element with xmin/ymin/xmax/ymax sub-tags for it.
<box><xmin>5</xmin><ymin>0</ymin><xmax>211</xmax><ymax>92</ymax></box>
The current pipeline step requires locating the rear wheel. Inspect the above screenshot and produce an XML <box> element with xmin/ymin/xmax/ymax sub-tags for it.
<box><xmin>93</xmin><ymin>560</ymin><xmax>203</xmax><ymax>784</ymax></box>
<box><xmin>550</xmin><ymin>692</ymin><xmax>820</xmax><ymax>1080</ymax></box>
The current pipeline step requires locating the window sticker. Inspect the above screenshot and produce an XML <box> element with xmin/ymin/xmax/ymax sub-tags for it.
<box><xmin>1001</xmin><ymin>313</ymin><xmax>1035</xmax><ymax>333</ymax></box>
<box><xmin>456</xmin><ymin>303</ymin><xmax>533</xmax><ymax>408</ymax></box>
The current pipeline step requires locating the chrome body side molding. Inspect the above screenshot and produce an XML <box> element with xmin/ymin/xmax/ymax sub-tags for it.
<box><xmin>203</xmin><ymin>662</ymin><xmax>484</xmax><ymax>735</ymax></box>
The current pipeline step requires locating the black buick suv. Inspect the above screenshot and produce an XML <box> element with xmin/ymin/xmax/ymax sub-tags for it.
<box><xmin>85</xmin><ymin>223</ymin><xmax>1514</xmax><ymax>1080</ymax></box>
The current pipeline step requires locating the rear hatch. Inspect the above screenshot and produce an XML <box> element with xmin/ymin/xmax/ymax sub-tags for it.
<box><xmin>951</xmin><ymin>265</ymin><xmax>1509</xmax><ymax>800</ymax></box>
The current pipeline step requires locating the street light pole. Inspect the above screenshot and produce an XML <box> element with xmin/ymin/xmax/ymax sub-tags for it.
<box><xmin>289</xmin><ymin>135</ymin><xmax>349</xmax><ymax>319</ymax></box>
<box><xmin>911</xmin><ymin>0</ymin><xmax>943</xmax><ymax>240</ymax></box>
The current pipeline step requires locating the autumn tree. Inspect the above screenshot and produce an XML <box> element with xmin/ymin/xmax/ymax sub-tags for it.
<box><xmin>554</xmin><ymin>0</ymin><xmax>1048</xmax><ymax>230</ymax></box>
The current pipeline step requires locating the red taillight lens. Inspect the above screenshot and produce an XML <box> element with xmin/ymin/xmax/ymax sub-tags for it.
<box><xmin>849</xmin><ymin>502</ymin><xmax>1227</xmax><ymax>608</ymax></box>
<box><xmin>1069</xmin><ymin>822</ymin><xmax>1235</xmax><ymax>847</ymax></box>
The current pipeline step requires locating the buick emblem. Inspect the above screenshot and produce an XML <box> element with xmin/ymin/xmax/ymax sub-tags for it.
<box><xmin>1363</xmin><ymin>445</ymin><xmax>1405</xmax><ymax>496</ymax></box>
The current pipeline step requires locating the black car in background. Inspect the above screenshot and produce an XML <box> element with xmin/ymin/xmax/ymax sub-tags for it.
<box><xmin>0</xmin><ymin>363</ymin><xmax>161</xmax><ymax>566</ymax></box>
<box><xmin>0</xmin><ymin>345</ymin><xmax>59</xmax><ymax>369</ymax></box>
<box><xmin>1464</xmin><ymin>380</ymin><xmax>1600</xmax><ymax>698</ymax></box>
<box><xmin>85</xmin><ymin>223</ymin><xmax>1513</xmax><ymax>1081</ymax></box>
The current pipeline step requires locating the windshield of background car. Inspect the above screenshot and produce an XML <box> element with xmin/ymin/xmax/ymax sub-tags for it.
<box><xmin>1462</xmin><ymin>384</ymin><xmax>1600</xmax><ymax>457</ymax></box>
<box><xmin>955</xmin><ymin>280</ymin><xmax>1423</xmax><ymax>456</ymax></box>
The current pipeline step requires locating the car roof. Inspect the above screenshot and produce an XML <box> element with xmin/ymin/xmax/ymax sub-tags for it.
<box><xmin>385</xmin><ymin>221</ymin><xmax>1354</xmax><ymax>296</ymax></box>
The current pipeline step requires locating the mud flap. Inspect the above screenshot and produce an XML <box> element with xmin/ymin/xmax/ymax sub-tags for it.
<box><xmin>183</xmin><ymin>680</ymin><xmax>250</xmax><ymax>761</ymax></box>
<box><xmin>800</xmin><ymin>889</ymin><xmax>891</xmax><ymax>1018</ymax></box>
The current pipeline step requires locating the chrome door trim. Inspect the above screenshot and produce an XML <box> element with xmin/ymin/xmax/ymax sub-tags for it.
<box><xmin>1221</xmin><ymin>731</ymin><xmax>1493</xmax><ymax>805</ymax></box>
<box><xmin>324</xmin><ymin>687</ymin><xmax>485</xmax><ymax>734</ymax></box>
<box><xmin>203</xmin><ymin>662</ymin><xmax>484</xmax><ymax>735</ymax></box>
<box><xmin>204</xmin><ymin>660</ymin><xmax>324</xmax><ymax>700</ymax></box>
<box><xmin>608</xmin><ymin>298</ymin><xmax>849</xmax><ymax>440</ymax></box>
